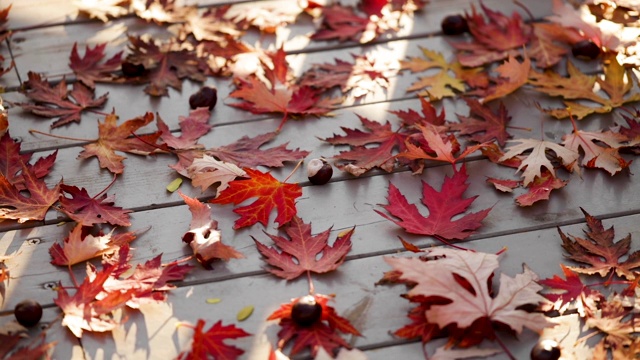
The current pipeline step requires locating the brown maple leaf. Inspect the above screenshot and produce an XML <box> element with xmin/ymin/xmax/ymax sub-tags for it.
<box><xmin>123</xmin><ymin>35</ymin><xmax>207</xmax><ymax>96</ymax></box>
<box><xmin>69</xmin><ymin>42</ymin><xmax>123</xmax><ymax>89</ymax></box>
<box><xmin>180</xmin><ymin>192</ymin><xmax>243</xmax><ymax>268</ymax></box>
<box><xmin>253</xmin><ymin>216</ymin><xmax>353</xmax><ymax>280</ymax></box>
<box><xmin>528</xmin><ymin>22</ymin><xmax>582</xmax><ymax>68</ymax></box>
<box><xmin>559</xmin><ymin>208</ymin><xmax>640</xmax><ymax>280</ymax></box>
<box><xmin>267</xmin><ymin>293</ymin><xmax>360</xmax><ymax>357</ymax></box>
<box><xmin>58</xmin><ymin>184</ymin><xmax>131</xmax><ymax>226</ymax></box>
<box><xmin>16</xmin><ymin>72</ymin><xmax>109</xmax><ymax>128</ymax></box>
<box><xmin>0</xmin><ymin>163</ymin><xmax>61</xmax><ymax>223</ymax></box>
<box><xmin>451</xmin><ymin>3</ymin><xmax>532</xmax><ymax>67</ymax></box>
<box><xmin>376</xmin><ymin>164</ymin><xmax>491</xmax><ymax>241</ymax></box>
<box><xmin>450</xmin><ymin>98</ymin><xmax>512</xmax><ymax>146</ymax></box>
<box><xmin>211</xmin><ymin>168</ymin><xmax>302</xmax><ymax>229</ymax></box>
<box><xmin>77</xmin><ymin>112</ymin><xmax>165</xmax><ymax>174</ymax></box>
<box><xmin>529</xmin><ymin>52</ymin><xmax>640</xmax><ymax>119</ymax></box>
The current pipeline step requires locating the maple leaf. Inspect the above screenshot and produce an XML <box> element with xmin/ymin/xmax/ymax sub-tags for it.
<box><xmin>309</xmin><ymin>4</ymin><xmax>374</xmax><ymax>43</ymax></box>
<box><xmin>559</xmin><ymin>208</ymin><xmax>640</xmax><ymax>280</ymax></box>
<box><xmin>55</xmin><ymin>264</ymin><xmax>134</xmax><ymax>337</ymax></box>
<box><xmin>180</xmin><ymin>192</ymin><xmax>243</xmax><ymax>268</ymax></box>
<box><xmin>187</xmin><ymin>156</ymin><xmax>246</xmax><ymax>195</ymax></box>
<box><xmin>386</xmin><ymin>248</ymin><xmax>553</xmax><ymax>343</ymax></box>
<box><xmin>58</xmin><ymin>184</ymin><xmax>131</xmax><ymax>226</ymax></box>
<box><xmin>69</xmin><ymin>42</ymin><xmax>123</xmax><ymax>89</ymax></box>
<box><xmin>253</xmin><ymin>216</ymin><xmax>353</xmax><ymax>280</ymax></box>
<box><xmin>181</xmin><ymin>6</ymin><xmax>243</xmax><ymax>42</ymax></box>
<box><xmin>451</xmin><ymin>3</ymin><xmax>532</xmax><ymax>67</ymax></box>
<box><xmin>0</xmin><ymin>333</ymin><xmax>56</xmax><ymax>360</ymax></box>
<box><xmin>528</xmin><ymin>22</ymin><xmax>582</xmax><ymax>68</ymax></box>
<box><xmin>124</xmin><ymin>35</ymin><xmax>207</xmax><ymax>96</ymax></box>
<box><xmin>0</xmin><ymin>164</ymin><xmax>61</xmax><ymax>223</ymax></box>
<box><xmin>538</xmin><ymin>264</ymin><xmax>602</xmax><ymax>308</ymax></box>
<box><xmin>376</xmin><ymin>164</ymin><xmax>492</xmax><ymax>241</ymax></box>
<box><xmin>229</xmin><ymin>48</ymin><xmax>338</xmax><ymax>131</ymax></box>
<box><xmin>225</xmin><ymin>2</ymin><xmax>302</xmax><ymax>34</ymax></box>
<box><xmin>529</xmin><ymin>52</ymin><xmax>640</xmax><ymax>119</ymax></box>
<box><xmin>178</xmin><ymin>319</ymin><xmax>250</xmax><ymax>360</ymax></box>
<box><xmin>499</xmin><ymin>138</ymin><xmax>579</xmax><ymax>186</ymax></box>
<box><xmin>562</xmin><ymin>116</ymin><xmax>633</xmax><ymax>175</ymax></box>
<box><xmin>0</xmin><ymin>132</ymin><xmax>57</xmax><ymax>188</ymax></box>
<box><xmin>49</xmin><ymin>224</ymin><xmax>136</xmax><ymax>266</ymax></box>
<box><xmin>16</xmin><ymin>72</ymin><xmax>109</xmax><ymax>128</ymax></box>
<box><xmin>92</xmin><ymin>244</ymin><xmax>194</xmax><ymax>308</ymax></box>
<box><xmin>207</xmin><ymin>132</ymin><xmax>310</xmax><ymax>169</ymax></box>
<box><xmin>469</xmin><ymin>54</ymin><xmax>530</xmax><ymax>103</ymax></box>
<box><xmin>514</xmin><ymin>170</ymin><xmax>568</xmax><ymax>207</ymax></box>
<box><xmin>325</xmin><ymin>102</ymin><xmax>444</xmax><ymax>176</ymax></box>
<box><xmin>400</xmin><ymin>47</ymin><xmax>473</xmax><ymax>101</ymax></box>
<box><xmin>158</xmin><ymin>108</ymin><xmax>212</xmax><ymax>151</ymax></box>
<box><xmin>397</xmin><ymin>124</ymin><xmax>489</xmax><ymax>165</ymax></box>
<box><xmin>450</xmin><ymin>98</ymin><xmax>512</xmax><ymax>146</ymax></box>
<box><xmin>298</xmin><ymin>53</ymin><xmax>394</xmax><ymax>99</ymax></box>
<box><xmin>392</xmin><ymin>301</ymin><xmax>441</xmax><ymax>344</ymax></box>
<box><xmin>267</xmin><ymin>294</ymin><xmax>360</xmax><ymax>357</ymax></box>
<box><xmin>78</xmin><ymin>112</ymin><xmax>164</xmax><ymax>174</ymax></box>
<box><xmin>211</xmin><ymin>168</ymin><xmax>302</xmax><ymax>229</ymax></box>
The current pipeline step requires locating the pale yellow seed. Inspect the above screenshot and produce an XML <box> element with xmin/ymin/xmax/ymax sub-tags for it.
<box><xmin>166</xmin><ymin>178</ymin><xmax>183</xmax><ymax>192</ymax></box>
<box><xmin>206</xmin><ymin>298</ymin><xmax>222</xmax><ymax>304</ymax></box>
<box><xmin>236</xmin><ymin>305</ymin><xmax>254</xmax><ymax>321</ymax></box>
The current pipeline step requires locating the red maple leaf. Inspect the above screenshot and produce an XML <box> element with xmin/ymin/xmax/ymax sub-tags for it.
<box><xmin>450</xmin><ymin>98</ymin><xmax>512</xmax><ymax>147</ymax></box>
<box><xmin>451</xmin><ymin>3</ymin><xmax>532</xmax><ymax>67</ymax></box>
<box><xmin>538</xmin><ymin>264</ymin><xmax>602</xmax><ymax>307</ymax></box>
<box><xmin>180</xmin><ymin>192</ymin><xmax>243</xmax><ymax>268</ymax></box>
<box><xmin>16</xmin><ymin>72</ymin><xmax>109</xmax><ymax>128</ymax></box>
<box><xmin>58</xmin><ymin>184</ymin><xmax>131</xmax><ymax>226</ymax></box>
<box><xmin>392</xmin><ymin>300</ymin><xmax>441</xmax><ymax>344</ymax></box>
<box><xmin>92</xmin><ymin>244</ymin><xmax>194</xmax><ymax>308</ymax></box>
<box><xmin>178</xmin><ymin>319</ymin><xmax>250</xmax><ymax>360</ymax></box>
<box><xmin>78</xmin><ymin>112</ymin><xmax>165</xmax><ymax>174</ymax></box>
<box><xmin>0</xmin><ymin>163</ymin><xmax>61</xmax><ymax>223</ymax></box>
<box><xmin>229</xmin><ymin>47</ymin><xmax>338</xmax><ymax>131</ymax></box>
<box><xmin>69</xmin><ymin>42</ymin><xmax>123</xmax><ymax>89</ymax></box>
<box><xmin>157</xmin><ymin>108</ymin><xmax>212</xmax><ymax>151</ymax></box>
<box><xmin>267</xmin><ymin>294</ymin><xmax>360</xmax><ymax>357</ymax></box>
<box><xmin>0</xmin><ymin>132</ymin><xmax>57</xmax><ymax>189</ymax></box>
<box><xmin>397</xmin><ymin>124</ymin><xmax>488</xmax><ymax>165</ymax></box>
<box><xmin>253</xmin><ymin>216</ymin><xmax>353</xmax><ymax>280</ymax></box>
<box><xmin>211</xmin><ymin>168</ymin><xmax>302</xmax><ymax>229</ymax></box>
<box><xmin>560</xmin><ymin>208</ymin><xmax>640</xmax><ymax>280</ymax></box>
<box><xmin>376</xmin><ymin>164</ymin><xmax>491</xmax><ymax>241</ymax></box>
<box><xmin>54</xmin><ymin>264</ymin><xmax>135</xmax><ymax>337</ymax></box>
<box><xmin>514</xmin><ymin>170</ymin><xmax>568</xmax><ymax>207</ymax></box>
<box><xmin>0</xmin><ymin>334</ymin><xmax>56</xmax><ymax>360</ymax></box>
<box><xmin>124</xmin><ymin>35</ymin><xmax>207</xmax><ymax>96</ymax></box>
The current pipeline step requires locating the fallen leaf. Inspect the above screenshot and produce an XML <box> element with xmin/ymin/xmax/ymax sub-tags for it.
<box><xmin>376</xmin><ymin>164</ymin><xmax>491</xmax><ymax>241</ymax></box>
<box><xmin>49</xmin><ymin>224</ymin><xmax>129</xmax><ymax>266</ymax></box>
<box><xmin>560</xmin><ymin>208</ymin><xmax>640</xmax><ymax>280</ymax></box>
<box><xmin>179</xmin><ymin>319</ymin><xmax>250</xmax><ymax>360</ymax></box>
<box><xmin>253</xmin><ymin>216</ymin><xmax>353</xmax><ymax>280</ymax></box>
<box><xmin>180</xmin><ymin>192</ymin><xmax>243</xmax><ymax>268</ymax></box>
<box><xmin>16</xmin><ymin>72</ymin><xmax>109</xmax><ymax>128</ymax></box>
<box><xmin>236</xmin><ymin>305</ymin><xmax>254</xmax><ymax>321</ymax></box>
<box><xmin>187</xmin><ymin>155</ymin><xmax>246</xmax><ymax>195</ymax></box>
<box><xmin>397</xmin><ymin>124</ymin><xmax>488</xmax><ymax>165</ymax></box>
<box><xmin>58</xmin><ymin>184</ymin><xmax>131</xmax><ymax>226</ymax></box>
<box><xmin>451</xmin><ymin>98</ymin><xmax>512</xmax><ymax>146</ymax></box>
<box><xmin>78</xmin><ymin>112</ymin><xmax>164</xmax><ymax>174</ymax></box>
<box><xmin>211</xmin><ymin>168</ymin><xmax>302</xmax><ymax>229</ymax></box>
<box><xmin>69</xmin><ymin>42</ymin><xmax>123</xmax><ymax>89</ymax></box>
<box><xmin>0</xmin><ymin>164</ymin><xmax>61</xmax><ymax>223</ymax></box>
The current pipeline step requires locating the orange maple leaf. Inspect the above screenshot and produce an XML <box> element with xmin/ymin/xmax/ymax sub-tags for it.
<box><xmin>77</xmin><ymin>112</ymin><xmax>165</xmax><ymax>174</ymax></box>
<box><xmin>211</xmin><ymin>168</ymin><xmax>301</xmax><ymax>229</ymax></box>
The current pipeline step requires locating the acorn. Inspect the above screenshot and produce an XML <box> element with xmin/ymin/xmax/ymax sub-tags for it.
<box><xmin>291</xmin><ymin>295</ymin><xmax>322</xmax><ymax>327</ymax></box>
<box><xmin>189</xmin><ymin>86</ymin><xmax>218</xmax><ymax>110</ymax></box>
<box><xmin>121</xmin><ymin>61</ymin><xmax>146</xmax><ymax>78</ymax></box>
<box><xmin>14</xmin><ymin>299</ymin><xmax>43</xmax><ymax>328</ymax></box>
<box><xmin>441</xmin><ymin>14</ymin><xmax>469</xmax><ymax>35</ymax></box>
<box><xmin>530</xmin><ymin>339</ymin><xmax>561</xmax><ymax>360</ymax></box>
<box><xmin>571</xmin><ymin>39</ymin><xmax>601</xmax><ymax>60</ymax></box>
<box><xmin>307</xmin><ymin>158</ymin><xmax>333</xmax><ymax>185</ymax></box>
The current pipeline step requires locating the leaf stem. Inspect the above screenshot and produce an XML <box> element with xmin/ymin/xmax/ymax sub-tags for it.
<box><xmin>283</xmin><ymin>159</ymin><xmax>304</xmax><ymax>183</ymax></box>
<box><xmin>433</xmin><ymin>234</ymin><xmax>475</xmax><ymax>252</ymax></box>
<box><xmin>68</xmin><ymin>264</ymin><xmax>79</xmax><ymax>288</ymax></box>
<box><xmin>29</xmin><ymin>129</ymin><xmax>96</xmax><ymax>142</ymax></box>
<box><xmin>307</xmin><ymin>271</ymin><xmax>315</xmax><ymax>295</ymax></box>
<box><xmin>91</xmin><ymin>174</ymin><xmax>118</xmax><ymax>200</ymax></box>
<box><xmin>162</xmin><ymin>255</ymin><xmax>194</xmax><ymax>267</ymax></box>
<box><xmin>493</xmin><ymin>333</ymin><xmax>516</xmax><ymax>360</ymax></box>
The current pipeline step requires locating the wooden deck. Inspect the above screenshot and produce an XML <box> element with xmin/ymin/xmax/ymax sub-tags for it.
<box><xmin>1</xmin><ymin>0</ymin><xmax>639</xmax><ymax>359</ymax></box>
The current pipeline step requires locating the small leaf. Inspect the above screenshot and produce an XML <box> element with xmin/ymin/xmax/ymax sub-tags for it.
<box><xmin>236</xmin><ymin>305</ymin><xmax>254</xmax><ymax>321</ymax></box>
<box><xmin>206</xmin><ymin>298</ymin><xmax>222</xmax><ymax>304</ymax></box>
<box><xmin>166</xmin><ymin>178</ymin><xmax>183</xmax><ymax>192</ymax></box>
